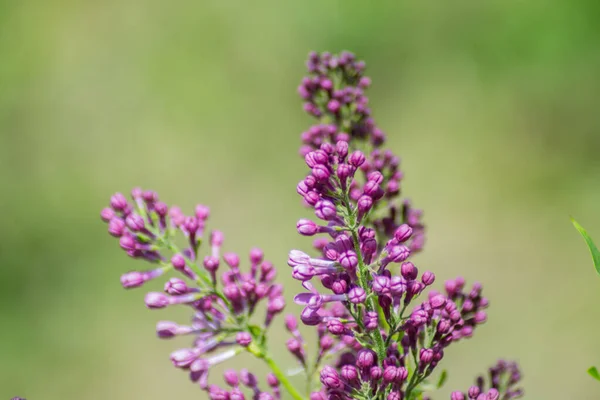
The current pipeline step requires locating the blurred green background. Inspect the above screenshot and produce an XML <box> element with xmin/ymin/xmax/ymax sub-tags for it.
<box><xmin>2</xmin><ymin>0</ymin><xmax>600</xmax><ymax>398</ymax></box>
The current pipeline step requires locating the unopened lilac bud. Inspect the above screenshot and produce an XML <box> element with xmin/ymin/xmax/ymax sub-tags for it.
<box><xmin>389</xmin><ymin>276</ymin><xmax>406</xmax><ymax>296</ymax></box>
<box><xmin>236</xmin><ymin>332</ymin><xmax>252</xmax><ymax>347</ymax></box>
<box><xmin>370</xmin><ymin>366</ymin><xmax>383</xmax><ymax>381</ymax></box>
<box><xmin>401</xmin><ymin>262</ymin><xmax>418</xmax><ymax>280</ymax></box>
<box><xmin>171</xmin><ymin>254</ymin><xmax>186</xmax><ymax>270</ymax></box>
<box><xmin>211</xmin><ymin>230</ymin><xmax>224</xmax><ymax>246</ymax></box>
<box><xmin>337</xmin><ymin>163</ymin><xmax>352</xmax><ymax>182</ymax></box>
<box><xmin>474</xmin><ymin>311</ymin><xmax>487</xmax><ymax>324</ymax></box>
<box><xmin>110</xmin><ymin>192</ymin><xmax>128</xmax><ymax>211</ymax></box>
<box><xmin>224</xmin><ymin>369</ymin><xmax>239</xmax><ymax>386</ymax></box>
<box><xmin>487</xmin><ymin>389</ymin><xmax>499</xmax><ymax>400</ymax></box>
<box><xmin>320</xmin><ymin>78</ymin><xmax>333</xmax><ymax>90</ymax></box>
<box><xmin>297</xmin><ymin>219</ymin><xmax>319</xmax><ymax>236</ymax></box>
<box><xmin>372</xmin><ymin>275</ymin><xmax>390</xmax><ymax>294</ymax></box>
<box><xmin>154</xmin><ymin>201</ymin><xmax>168</xmax><ymax>216</ymax></box>
<box><xmin>348</xmin><ymin>151</ymin><xmax>366</xmax><ymax>167</ymax></box>
<box><xmin>451</xmin><ymin>392</ymin><xmax>465</xmax><ymax>400</ymax></box>
<box><xmin>468</xmin><ymin>386</ymin><xmax>481</xmax><ymax>398</ymax></box>
<box><xmin>367</xmin><ymin>171</ymin><xmax>384</xmax><ymax>184</ymax></box>
<box><xmin>125</xmin><ymin>214</ymin><xmax>145</xmax><ymax>231</ymax></box>
<box><xmin>121</xmin><ymin>271</ymin><xmax>144</xmax><ymax>288</ymax></box>
<box><xmin>422</xmin><ymin>271</ymin><xmax>435</xmax><ymax>286</ymax></box>
<box><xmin>339</xmin><ymin>250</ymin><xmax>358</xmax><ymax>269</ymax></box>
<box><xmin>383</xmin><ymin>366</ymin><xmax>398</xmax><ymax>383</ymax></box>
<box><xmin>108</xmin><ymin>218</ymin><xmax>125</xmax><ymax>237</ymax></box>
<box><xmin>315</xmin><ymin>200</ymin><xmax>337</xmax><ymax>220</ymax></box>
<box><xmin>397</xmin><ymin>366</ymin><xmax>408</xmax><ymax>382</ymax></box>
<box><xmin>327</xmin><ymin>99</ymin><xmax>341</xmax><ymax>113</ymax></box>
<box><xmin>348</xmin><ymin>287</ymin><xmax>366</xmax><ymax>304</ymax></box>
<box><xmin>164</xmin><ymin>278</ymin><xmax>189</xmax><ymax>295</ymax></box>
<box><xmin>312</xmin><ymin>164</ymin><xmax>331</xmax><ymax>181</ymax></box>
<box><xmin>268</xmin><ymin>296</ymin><xmax>285</xmax><ymax>313</ymax></box>
<box><xmin>145</xmin><ymin>292</ymin><xmax>170</xmax><ymax>309</ymax></box>
<box><xmin>420</xmin><ymin>348</ymin><xmax>434</xmax><ymax>364</ymax></box>
<box><xmin>100</xmin><ymin>208</ymin><xmax>115</xmax><ymax>222</ymax></box>
<box><xmin>170</xmin><ymin>348</ymin><xmax>197</xmax><ymax>368</ymax></box>
<box><xmin>430</xmin><ymin>294</ymin><xmax>446</xmax><ymax>309</ymax></box>
<box><xmin>119</xmin><ymin>234</ymin><xmax>136</xmax><ymax>251</ymax></box>
<box><xmin>250</xmin><ymin>248</ymin><xmax>263</xmax><ymax>264</ymax></box>
<box><xmin>394</xmin><ymin>224</ymin><xmax>413</xmax><ymax>242</ymax></box>
<box><xmin>341</xmin><ymin>364</ymin><xmax>359</xmax><ymax>382</ymax></box>
<box><xmin>203</xmin><ymin>255</ymin><xmax>219</xmax><ymax>272</ymax></box>
<box><xmin>224</xmin><ymin>253</ymin><xmax>240</xmax><ymax>268</ymax></box>
<box><xmin>183</xmin><ymin>216</ymin><xmax>199</xmax><ymax>234</ymax></box>
<box><xmin>156</xmin><ymin>321</ymin><xmax>179</xmax><ymax>338</ymax></box>
<box><xmin>320</xmin><ymin>366</ymin><xmax>343</xmax><ymax>389</ymax></box>
<box><xmin>336</xmin><ymin>140</ymin><xmax>348</xmax><ymax>159</ymax></box>
<box><xmin>195</xmin><ymin>204</ymin><xmax>210</xmax><ymax>220</ymax></box>
<box><xmin>356</xmin><ymin>349</ymin><xmax>376</xmax><ymax>369</ymax></box>
<box><xmin>327</xmin><ymin>319</ymin><xmax>345</xmax><ymax>335</ymax></box>
<box><xmin>305</xmin><ymin>150</ymin><xmax>329</xmax><ymax>168</ymax></box>
<box><xmin>390</xmin><ymin>245</ymin><xmax>411</xmax><ymax>262</ymax></box>
<box><xmin>331</xmin><ymin>279</ymin><xmax>348</xmax><ymax>294</ymax></box>
<box><xmin>358</xmin><ymin>76</ymin><xmax>371</xmax><ymax>88</ymax></box>
<box><xmin>365</xmin><ymin>311</ymin><xmax>378</xmax><ymax>331</ymax></box>
<box><xmin>357</xmin><ymin>195</ymin><xmax>373</xmax><ymax>213</ymax></box>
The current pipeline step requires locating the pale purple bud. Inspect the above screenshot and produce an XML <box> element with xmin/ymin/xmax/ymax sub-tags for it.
<box><xmin>125</xmin><ymin>214</ymin><xmax>145</xmax><ymax>231</ymax></box>
<box><xmin>110</xmin><ymin>192</ymin><xmax>128</xmax><ymax>211</ymax></box>
<box><xmin>224</xmin><ymin>253</ymin><xmax>240</xmax><ymax>268</ymax></box>
<box><xmin>267</xmin><ymin>373</ymin><xmax>279</xmax><ymax>387</ymax></box>
<box><xmin>170</xmin><ymin>348</ymin><xmax>198</xmax><ymax>368</ymax></box>
<box><xmin>236</xmin><ymin>332</ymin><xmax>252</xmax><ymax>347</ymax></box>
<box><xmin>337</xmin><ymin>163</ymin><xmax>352</xmax><ymax>182</ymax></box>
<box><xmin>203</xmin><ymin>256</ymin><xmax>220</xmax><ymax>272</ymax></box>
<box><xmin>327</xmin><ymin>99</ymin><xmax>341</xmax><ymax>113</ymax></box>
<box><xmin>339</xmin><ymin>250</ymin><xmax>358</xmax><ymax>269</ymax></box>
<box><xmin>327</xmin><ymin>319</ymin><xmax>345</xmax><ymax>335</ymax></box>
<box><xmin>320</xmin><ymin>366</ymin><xmax>343</xmax><ymax>389</ymax></box>
<box><xmin>154</xmin><ymin>201</ymin><xmax>168</xmax><ymax>216</ymax></box>
<box><xmin>356</xmin><ymin>349</ymin><xmax>376</xmax><ymax>369</ymax></box>
<box><xmin>389</xmin><ymin>276</ymin><xmax>406</xmax><ymax>296</ymax></box>
<box><xmin>292</xmin><ymin>265</ymin><xmax>316</xmax><ymax>281</ymax></box>
<box><xmin>164</xmin><ymin>278</ymin><xmax>189</xmax><ymax>295</ymax></box>
<box><xmin>100</xmin><ymin>208</ymin><xmax>115</xmax><ymax>222</ymax></box>
<box><xmin>145</xmin><ymin>292</ymin><xmax>170</xmax><ymax>309</ymax></box>
<box><xmin>108</xmin><ymin>218</ymin><xmax>126</xmax><ymax>237</ymax></box>
<box><xmin>315</xmin><ymin>200</ymin><xmax>337</xmax><ymax>221</ymax></box>
<box><xmin>250</xmin><ymin>248</ymin><xmax>263</xmax><ymax>264</ymax></box>
<box><xmin>394</xmin><ymin>224</ymin><xmax>413</xmax><ymax>242</ymax></box>
<box><xmin>211</xmin><ymin>230</ymin><xmax>224</xmax><ymax>246</ymax></box>
<box><xmin>487</xmin><ymin>389</ymin><xmax>499</xmax><ymax>400</ymax></box>
<box><xmin>420</xmin><ymin>348</ymin><xmax>434</xmax><ymax>364</ymax></box>
<box><xmin>305</xmin><ymin>150</ymin><xmax>328</xmax><ymax>168</ymax></box>
<box><xmin>195</xmin><ymin>204</ymin><xmax>210</xmax><ymax>220</ymax></box>
<box><xmin>468</xmin><ymin>386</ymin><xmax>481</xmax><ymax>398</ymax></box>
<box><xmin>119</xmin><ymin>234</ymin><xmax>136</xmax><ymax>251</ymax></box>
<box><xmin>297</xmin><ymin>219</ymin><xmax>319</xmax><ymax>236</ymax></box>
<box><xmin>367</xmin><ymin>171</ymin><xmax>384</xmax><ymax>184</ymax></box>
<box><xmin>430</xmin><ymin>294</ymin><xmax>447</xmax><ymax>309</ymax></box>
<box><xmin>474</xmin><ymin>311</ymin><xmax>487</xmax><ymax>324</ymax></box>
<box><xmin>348</xmin><ymin>287</ymin><xmax>366</xmax><ymax>304</ymax></box>
<box><xmin>451</xmin><ymin>392</ymin><xmax>466</xmax><ymax>400</ymax></box>
<box><xmin>372</xmin><ymin>275</ymin><xmax>391</xmax><ymax>294</ymax></box>
<box><xmin>390</xmin><ymin>245</ymin><xmax>411</xmax><ymax>262</ymax></box>
<box><xmin>365</xmin><ymin>311</ymin><xmax>378</xmax><ymax>331</ymax></box>
<box><xmin>285</xmin><ymin>315</ymin><xmax>298</xmax><ymax>332</ymax></box>
<box><xmin>171</xmin><ymin>254</ymin><xmax>186</xmax><ymax>270</ymax></box>
<box><xmin>156</xmin><ymin>321</ymin><xmax>181</xmax><ymax>338</ymax></box>
<box><xmin>224</xmin><ymin>369</ymin><xmax>239</xmax><ymax>386</ymax></box>
<box><xmin>183</xmin><ymin>216</ymin><xmax>199</xmax><ymax>234</ymax></box>
<box><xmin>121</xmin><ymin>271</ymin><xmax>144</xmax><ymax>288</ymax></box>
<box><xmin>336</xmin><ymin>140</ymin><xmax>348</xmax><ymax>159</ymax></box>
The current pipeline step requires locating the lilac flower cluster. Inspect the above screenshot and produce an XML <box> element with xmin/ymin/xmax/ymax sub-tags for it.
<box><xmin>101</xmin><ymin>190</ymin><xmax>291</xmax><ymax>399</ymax></box>
<box><xmin>451</xmin><ymin>360</ymin><xmax>523</xmax><ymax>400</ymax></box>
<box><xmin>102</xmin><ymin>51</ymin><xmax>523</xmax><ymax>400</ymax></box>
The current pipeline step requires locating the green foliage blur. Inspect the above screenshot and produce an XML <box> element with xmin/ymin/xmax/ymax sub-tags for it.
<box><xmin>1</xmin><ymin>0</ymin><xmax>600</xmax><ymax>399</ymax></box>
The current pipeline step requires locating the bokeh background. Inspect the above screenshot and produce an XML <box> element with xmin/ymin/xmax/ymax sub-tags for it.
<box><xmin>2</xmin><ymin>0</ymin><xmax>600</xmax><ymax>399</ymax></box>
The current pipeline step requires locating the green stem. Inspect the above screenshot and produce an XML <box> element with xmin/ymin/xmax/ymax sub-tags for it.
<box><xmin>246</xmin><ymin>343</ymin><xmax>304</xmax><ymax>400</ymax></box>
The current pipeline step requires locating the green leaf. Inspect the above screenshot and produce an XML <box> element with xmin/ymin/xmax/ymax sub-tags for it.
<box><xmin>436</xmin><ymin>370</ymin><xmax>448</xmax><ymax>388</ymax></box>
<box><xmin>571</xmin><ymin>218</ymin><xmax>600</xmax><ymax>275</ymax></box>
<box><xmin>588</xmin><ymin>366</ymin><xmax>600</xmax><ymax>381</ymax></box>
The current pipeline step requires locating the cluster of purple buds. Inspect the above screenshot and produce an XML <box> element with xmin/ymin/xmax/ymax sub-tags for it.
<box><xmin>102</xmin><ymin>51</ymin><xmax>524</xmax><ymax>400</ymax></box>
<box><xmin>101</xmin><ymin>189</ymin><xmax>287</xmax><ymax>397</ymax></box>
<box><xmin>451</xmin><ymin>360</ymin><xmax>523</xmax><ymax>400</ymax></box>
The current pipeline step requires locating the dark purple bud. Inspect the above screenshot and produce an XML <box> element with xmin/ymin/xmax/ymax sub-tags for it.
<box><xmin>312</xmin><ymin>164</ymin><xmax>331</xmax><ymax>181</ymax></box>
<box><xmin>336</xmin><ymin>140</ymin><xmax>348</xmax><ymax>159</ymax></box>
<box><xmin>236</xmin><ymin>332</ymin><xmax>252</xmax><ymax>347</ymax></box>
<box><xmin>108</xmin><ymin>218</ymin><xmax>126</xmax><ymax>237</ymax></box>
<box><xmin>357</xmin><ymin>195</ymin><xmax>373</xmax><ymax>213</ymax></box>
<box><xmin>348</xmin><ymin>151</ymin><xmax>366</xmax><ymax>167</ymax></box>
<box><xmin>341</xmin><ymin>364</ymin><xmax>359</xmax><ymax>382</ymax></box>
<box><xmin>383</xmin><ymin>366</ymin><xmax>398</xmax><ymax>383</ymax></box>
<box><xmin>315</xmin><ymin>200</ymin><xmax>337</xmax><ymax>220</ymax></box>
<box><xmin>297</xmin><ymin>219</ymin><xmax>319</xmax><ymax>236</ymax></box>
<box><xmin>320</xmin><ymin>366</ymin><xmax>343</xmax><ymax>389</ymax></box>
<box><xmin>422</xmin><ymin>271</ymin><xmax>435</xmax><ymax>286</ymax></box>
<box><xmin>267</xmin><ymin>373</ymin><xmax>279</xmax><ymax>388</ymax></box>
<box><xmin>337</xmin><ymin>163</ymin><xmax>352</xmax><ymax>182</ymax></box>
<box><xmin>304</xmin><ymin>191</ymin><xmax>320</xmax><ymax>206</ymax></box>
<box><xmin>203</xmin><ymin>255</ymin><xmax>220</xmax><ymax>272</ymax></box>
<box><xmin>250</xmin><ymin>248</ymin><xmax>264</xmax><ymax>264</ymax></box>
<box><xmin>420</xmin><ymin>348</ymin><xmax>434</xmax><ymax>364</ymax></box>
<box><xmin>394</xmin><ymin>224</ymin><xmax>413</xmax><ymax>242</ymax></box>
<box><xmin>356</xmin><ymin>349</ymin><xmax>376</xmax><ymax>369</ymax></box>
<box><xmin>370</xmin><ymin>366</ymin><xmax>383</xmax><ymax>381</ymax></box>
<box><xmin>367</xmin><ymin>171</ymin><xmax>384</xmax><ymax>184</ymax></box>
<box><xmin>348</xmin><ymin>287</ymin><xmax>366</xmax><ymax>304</ymax></box>
<box><xmin>320</xmin><ymin>335</ymin><xmax>334</xmax><ymax>351</ymax></box>
<box><xmin>363</xmin><ymin>180</ymin><xmax>381</xmax><ymax>197</ymax></box>
<box><xmin>183</xmin><ymin>216</ymin><xmax>199</xmax><ymax>234</ymax></box>
<box><xmin>331</xmin><ymin>279</ymin><xmax>348</xmax><ymax>294</ymax></box>
<box><xmin>397</xmin><ymin>366</ymin><xmax>408</xmax><ymax>382</ymax></box>
<box><xmin>401</xmin><ymin>262</ymin><xmax>418</xmax><ymax>280</ymax></box>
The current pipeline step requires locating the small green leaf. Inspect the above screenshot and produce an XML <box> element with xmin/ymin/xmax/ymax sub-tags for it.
<box><xmin>571</xmin><ymin>218</ymin><xmax>600</xmax><ymax>275</ymax></box>
<box><xmin>588</xmin><ymin>366</ymin><xmax>600</xmax><ymax>381</ymax></box>
<box><xmin>436</xmin><ymin>370</ymin><xmax>448</xmax><ymax>388</ymax></box>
